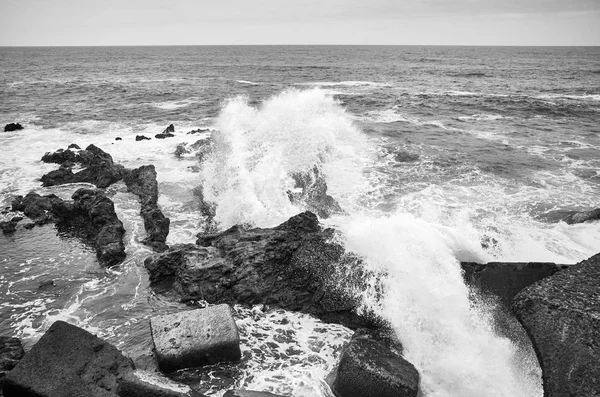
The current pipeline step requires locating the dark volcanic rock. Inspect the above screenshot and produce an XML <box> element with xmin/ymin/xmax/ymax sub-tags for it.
<box><xmin>329</xmin><ymin>328</ymin><xmax>419</xmax><ymax>397</ymax></box>
<box><xmin>3</xmin><ymin>123</ymin><xmax>23</xmax><ymax>132</ymax></box>
<box><xmin>145</xmin><ymin>212</ymin><xmax>378</xmax><ymax>329</ymax></box>
<box><xmin>513</xmin><ymin>253</ymin><xmax>600</xmax><ymax>397</ymax></box>
<box><xmin>563</xmin><ymin>208</ymin><xmax>600</xmax><ymax>224</ymax></box>
<box><xmin>0</xmin><ymin>219</ymin><xmax>19</xmax><ymax>234</ymax></box>
<box><xmin>115</xmin><ymin>137</ymin><xmax>122</xmax><ymax>141</ymax></box>
<box><xmin>41</xmin><ymin>145</ymin><xmax>127</xmax><ymax>188</ymax></box>
<box><xmin>68</xmin><ymin>143</ymin><xmax>81</xmax><ymax>150</ymax></box>
<box><xmin>11</xmin><ymin>192</ymin><xmax>63</xmax><ymax>220</ymax></box>
<box><xmin>156</xmin><ymin>125</ymin><xmax>175</xmax><ymax>139</ymax></box>
<box><xmin>136</xmin><ymin>135</ymin><xmax>151</xmax><ymax>141</ymax></box>
<box><xmin>124</xmin><ymin>165</ymin><xmax>170</xmax><ymax>251</ymax></box>
<box><xmin>460</xmin><ymin>261</ymin><xmax>568</xmax><ymax>307</ymax></box>
<box><xmin>0</xmin><ymin>336</ymin><xmax>25</xmax><ymax>390</ymax></box>
<box><xmin>287</xmin><ymin>167</ymin><xmax>343</xmax><ymax>219</ymax></box>
<box><xmin>3</xmin><ymin>321</ymin><xmax>135</xmax><ymax>397</ymax></box>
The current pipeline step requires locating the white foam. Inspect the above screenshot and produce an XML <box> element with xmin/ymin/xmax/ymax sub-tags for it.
<box><xmin>236</xmin><ymin>80</ymin><xmax>261</xmax><ymax>85</ymax></box>
<box><xmin>151</xmin><ymin>97</ymin><xmax>199</xmax><ymax>110</ymax></box>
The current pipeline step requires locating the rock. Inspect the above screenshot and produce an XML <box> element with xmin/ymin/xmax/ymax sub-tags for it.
<box><xmin>3</xmin><ymin>320</ymin><xmax>135</xmax><ymax>397</ymax></box>
<box><xmin>0</xmin><ymin>219</ymin><xmax>18</xmax><ymax>234</ymax></box>
<box><xmin>23</xmin><ymin>222</ymin><xmax>35</xmax><ymax>230</ymax></box>
<box><xmin>145</xmin><ymin>212</ymin><xmax>378</xmax><ymax>329</ymax></box>
<box><xmin>3</xmin><ymin>123</ymin><xmax>23</xmax><ymax>132</ymax></box>
<box><xmin>136</xmin><ymin>135</ymin><xmax>151</xmax><ymax>141</ymax></box>
<box><xmin>164</xmin><ymin>124</ymin><xmax>175</xmax><ymax>134</ymax></box>
<box><xmin>123</xmin><ymin>165</ymin><xmax>170</xmax><ymax>251</ymax></box>
<box><xmin>52</xmin><ymin>188</ymin><xmax>126</xmax><ymax>266</ymax></box>
<box><xmin>287</xmin><ymin>166</ymin><xmax>343</xmax><ymax>219</ymax></box>
<box><xmin>186</xmin><ymin>128</ymin><xmax>210</xmax><ymax>135</ymax></box>
<box><xmin>460</xmin><ymin>262</ymin><xmax>568</xmax><ymax>307</ymax></box>
<box><xmin>393</xmin><ymin>151</ymin><xmax>420</xmax><ymax>163</ymax></box>
<box><xmin>329</xmin><ymin>328</ymin><xmax>419</xmax><ymax>397</ymax></box>
<box><xmin>0</xmin><ymin>336</ymin><xmax>25</xmax><ymax>390</ymax></box>
<box><xmin>223</xmin><ymin>391</ymin><xmax>284</xmax><ymax>397</ymax></box>
<box><xmin>174</xmin><ymin>143</ymin><xmax>189</xmax><ymax>158</ymax></box>
<box><xmin>115</xmin><ymin>137</ymin><xmax>122</xmax><ymax>141</ymax></box>
<box><xmin>563</xmin><ymin>208</ymin><xmax>600</xmax><ymax>224</ymax></box>
<box><xmin>117</xmin><ymin>369</ymin><xmax>206</xmax><ymax>397</ymax></box>
<box><xmin>513</xmin><ymin>253</ymin><xmax>600</xmax><ymax>397</ymax></box>
<box><xmin>150</xmin><ymin>304</ymin><xmax>241</xmax><ymax>372</ymax></box>
<box><xmin>68</xmin><ymin>143</ymin><xmax>81</xmax><ymax>149</ymax></box>
<box><xmin>11</xmin><ymin>192</ymin><xmax>63</xmax><ymax>219</ymax></box>
<box><xmin>41</xmin><ymin>145</ymin><xmax>127</xmax><ymax>188</ymax></box>
<box><xmin>156</xmin><ymin>125</ymin><xmax>175</xmax><ymax>139</ymax></box>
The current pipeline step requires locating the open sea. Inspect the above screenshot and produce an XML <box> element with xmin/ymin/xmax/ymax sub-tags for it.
<box><xmin>1</xmin><ymin>46</ymin><xmax>599</xmax><ymax>396</ymax></box>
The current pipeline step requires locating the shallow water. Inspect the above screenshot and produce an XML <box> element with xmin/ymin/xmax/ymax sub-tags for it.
<box><xmin>1</xmin><ymin>46</ymin><xmax>599</xmax><ymax>396</ymax></box>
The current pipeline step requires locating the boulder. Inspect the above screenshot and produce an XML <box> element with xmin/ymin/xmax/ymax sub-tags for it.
<box><xmin>3</xmin><ymin>123</ymin><xmax>23</xmax><ymax>132</ymax></box>
<box><xmin>117</xmin><ymin>370</ymin><xmax>206</xmax><ymax>397</ymax></box>
<box><xmin>0</xmin><ymin>219</ymin><xmax>19</xmax><ymax>234</ymax></box>
<box><xmin>150</xmin><ymin>304</ymin><xmax>241</xmax><ymax>372</ymax></box>
<box><xmin>460</xmin><ymin>262</ymin><xmax>568</xmax><ymax>307</ymax></box>
<box><xmin>11</xmin><ymin>192</ymin><xmax>63</xmax><ymax>221</ymax></box>
<box><xmin>40</xmin><ymin>145</ymin><xmax>127</xmax><ymax>188</ymax></box>
<box><xmin>156</xmin><ymin>125</ymin><xmax>175</xmax><ymax>139</ymax></box>
<box><xmin>563</xmin><ymin>208</ymin><xmax>600</xmax><ymax>224</ymax></box>
<box><xmin>145</xmin><ymin>212</ymin><xmax>378</xmax><ymax>329</ymax></box>
<box><xmin>329</xmin><ymin>328</ymin><xmax>419</xmax><ymax>397</ymax></box>
<box><xmin>3</xmin><ymin>320</ymin><xmax>135</xmax><ymax>397</ymax></box>
<box><xmin>136</xmin><ymin>135</ymin><xmax>151</xmax><ymax>141</ymax></box>
<box><xmin>286</xmin><ymin>166</ymin><xmax>343</xmax><ymax>219</ymax></box>
<box><xmin>115</xmin><ymin>137</ymin><xmax>122</xmax><ymax>141</ymax></box>
<box><xmin>0</xmin><ymin>337</ymin><xmax>25</xmax><ymax>390</ymax></box>
<box><xmin>123</xmin><ymin>165</ymin><xmax>170</xmax><ymax>251</ymax></box>
<box><xmin>223</xmin><ymin>391</ymin><xmax>284</xmax><ymax>397</ymax></box>
<box><xmin>68</xmin><ymin>143</ymin><xmax>81</xmax><ymax>150</ymax></box>
<box><xmin>513</xmin><ymin>253</ymin><xmax>600</xmax><ymax>397</ymax></box>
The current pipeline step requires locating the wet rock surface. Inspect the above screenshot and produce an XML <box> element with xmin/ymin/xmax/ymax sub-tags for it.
<box><xmin>136</xmin><ymin>135</ymin><xmax>151</xmax><ymax>141</ymax></box>
<box><xmin>150</xmin><ymin>305</ymin><xmax>241</xmax><ymax>372</ymax></box>
<box><xmin>156</xmin><ymin>124</ymin><xmax>176</xmax><ymax>139</ymax></box>
<box><xmin>513</xmin><ymin>253</ymin><xmax>600</xmax><ymax>397</ymax></box>
<box><xmin>145</xmin><ymin>212</ymin><xmax>378</xmax><ymax>329</ymax></box>
<box><xmin>117</xmin><ymin>370</ymin><xmax>206</xmax><ymax>397</ymax></box>
<box><xmin>3</xmin><ymin>123</ymin><xmax>23</xmax><ymax>132</ymax></box>
<box><xmin>329</xmin><ymin>328</ymin><xmax>419</xmax><ymax>397</ymax></box>
<box><xmin>0</xmin><ymin>337</ymin><xmax>25</xmax><ymax>391</ymax></box>
<box><xmin>563</xmin><ymin>208</ymin><xmax>600</xmax><ymax>224</ymax></box>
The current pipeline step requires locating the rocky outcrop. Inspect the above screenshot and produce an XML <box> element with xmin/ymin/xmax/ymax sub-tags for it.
<box><xmin>3</xmin><ymin>320</ymin><xmax>134</xmax><ymax>397</ymax></box>
<box><xmin>563</xmin><ymin>208</ymin><xmax>600</xmax><ymax>224</ymax></box>
<box><xmin>124</xmin><ymin>165</ymin><xmax>170</xmax><ymax>251</ymax></box>
<box><xmin>0</xmin><ymin>337</ymin><xmax>25</xmax><ymax>391</ymax></box>
<box><xmin>460</xmin><ymin>261</ymin><xmax>568</xmax><ymax>306</ymax></box>
<box><xmin>187</xmin><ymin>128</ymin><xmax>210</xmax><ymax>135</ymax></box>
<box><xmin>12</xmin><ymin>189</ymin><xmax>126</xmax><ymax>267</ymax></box>
<box><xmin>156</xmin><ymin>124</ymin><xmax>175</xmax><ymax>139</ymax></box>
<box><xmin>150</xmin><ymin>305</ymin><xmax>241</xmax><ymax>372</ymax></box>
<box><xmin>3</xmin><ymin>123</ymin><xmax>23</xmax><ymax>132</ymax></box>
<box><xmin>136</xmin><ymin>135</ymin><xmax>151</xmax><ymax>141</ymax></box>
<box><xmin>328</xmin><ymin>328</ymin><xmax>419</xmax><ymax>397</ymax></box>
<box><xmin>513</xmin><ymin>253</ymin><xmax>600</xmax><ymax>397</ymax></box>
<box><xmin>41</xmin><ymin>145</ymin><xmax>127</xmax><ymax>188</ymax></box>
<box><xmin>144</xmin><ymin>212</ymin><xmax>377</xmax><ymax>329</ymax></box>
<box><xmin>287</xmin><ymin>167</ymin><xmax>343</xmax><ymax>219</ymax></box>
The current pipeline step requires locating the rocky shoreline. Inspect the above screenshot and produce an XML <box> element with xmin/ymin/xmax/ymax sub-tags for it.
<box><xmin>0</xmin><ymin>138</ymin><xmax>598</xmax><ymax>396</ymax></box>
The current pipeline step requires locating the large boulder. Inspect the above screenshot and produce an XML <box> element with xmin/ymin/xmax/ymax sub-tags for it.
<box><xmin>150</xmin><ymin>304</ymin><xmax>241</xmax><ymax>372</ymax></box>
<box><xmin>156</xmin><ymin>125</ymin><xmax>175</xmax><ymax>139</ymax></box>
<box><xmin>41</xmin><ymin>145</ymin><xmax>127</xmax><ymax>188</ymax></box>
<box><xmin>11</xmin><ymin>192</ymin><xmax>62</xmax><ymax>221</ymax></box>
<box><xmin>0</xmin><ymin>337</ymin><xmax>25</xmax><ymax>390</ymax></box>
<box><xmin>513</xmin><ymin>253</ymin><xmax>600</xmax><ymax>397</ymax></box>
<box><xmin>3</xmin><ymin>321</ymin><xmax>135</xmax><ymax>397</ymax></box>
<box><xmin>123</xmin><ymin>165</ymin><xmax>170</xmax><ymax>251</ymax></box>
<box><xmin>3</xmin><ymin>123</ymin><xmax>23</xmax><ymax>132</ymax></box>
<box><xmin>144</xmin><ymin>212</ymin><xmax>377</xmax><ymax>329</ymax></box>
<box><xmin>460</xmin><ymin>261</ymin><xmax>568</xmax><ymax>306</ymax></box>
<box><xmin>328</xmin><ymin>328</ymin><xmax>419</xmax><ymax>397</ymax></box>
<box><xmin>563</xmin><ymin>208</ymin><xmax>600</xmax><ymax>224</ymax></box>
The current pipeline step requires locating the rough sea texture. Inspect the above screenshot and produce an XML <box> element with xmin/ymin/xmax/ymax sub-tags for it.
<box><xmin>1</xmin><ymin>46</ymin><xmax>599</xmax><ymax>397</ymax></box>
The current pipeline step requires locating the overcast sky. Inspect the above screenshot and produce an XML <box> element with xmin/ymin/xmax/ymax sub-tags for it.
<box><xmin>2</xmin><ymin>0</ymin><xmax>599</xmax><ymax>46</ymax></box>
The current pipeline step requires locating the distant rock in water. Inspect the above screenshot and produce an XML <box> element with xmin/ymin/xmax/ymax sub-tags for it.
<box><xmin>513</xmin><ymin>253</ymin><xmax>600</xmax><ymax>397</ymax></box>
<box><xmin>145</xmin><ymin>211</ymin><xmax>380</xmax><ymax>329</ymax></box>
<box><xmin>3</xmin><ymin>123</ymin><xmax>23</xmax><ymax>132</ymax></box>
<box><xmin>393</xmin><ymin>151</ymin><xmax>420</xmax><ymax>163</ymax></box>
<box><xmin>136</xmin><ymin>135</ymin><xmax>151</xmax><ymax>141</ymax></box>
<box><xmin>187</xmin><ymin>128</ymin><xmax>210</xmax><ymax>135</ymax></box>
<box><xmin>156</xmin><ymin>124</ymin><xmax>175</xmax><ymax>139</ymax></box>
<box><xmin>562</xmin><ymin>208</ymin><xmax>600</xmax><ymax>224</ymax></box>
<box><xmin>287</xmin><ymin>166</ymin><xmax>344</xmax><ymax>219</ymax></box>
<box><xmin>115</xmin><ymin>137</ymin><xmax>122</xmax><ymax>141</ymax></box>
<box><xmin>12</xmin><ymin>189</ymin><xmax>127</xmax><ymax>266</ymax></box>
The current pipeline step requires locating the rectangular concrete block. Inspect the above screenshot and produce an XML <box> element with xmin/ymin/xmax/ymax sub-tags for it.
<box><xmin>150</xmin><ymin>304</ymin><xmax>241</xmax><ymax>372</ymax></box>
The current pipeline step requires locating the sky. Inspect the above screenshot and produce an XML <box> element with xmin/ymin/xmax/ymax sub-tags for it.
<box><xmin>2</xmin><ymin>0</ymin><xmax>600</xmax><ymax>46</ymax></box>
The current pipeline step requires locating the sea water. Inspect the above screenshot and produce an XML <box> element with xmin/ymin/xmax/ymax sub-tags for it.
<box><xmin>1</xmin><ymin>46</ymin><xmax>599</xmax><ymax>396</ymax></box>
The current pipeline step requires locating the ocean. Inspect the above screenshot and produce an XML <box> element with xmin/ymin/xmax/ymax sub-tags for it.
<box><xmin>1</xmin><ymin>45</ymin><xmax>599</xmax><ymax>396</ymax></box>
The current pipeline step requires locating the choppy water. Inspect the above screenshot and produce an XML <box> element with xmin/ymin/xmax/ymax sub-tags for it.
<box><xmin>1</xmin><ymin>46</ymin><xmax>599</xmax><ymax>396</ymax></box>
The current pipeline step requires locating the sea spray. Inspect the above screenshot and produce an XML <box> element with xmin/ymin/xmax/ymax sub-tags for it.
<box><xmin>199</xmin><ymin>88</ymin><xmax>369</xmax><ymax>229</ymax></box>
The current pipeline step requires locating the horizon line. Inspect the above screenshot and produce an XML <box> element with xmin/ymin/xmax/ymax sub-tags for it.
<box><xmin>1</xmin><ymin>44</ymin><xmax>599</xmax><ymax>48</ymax></box>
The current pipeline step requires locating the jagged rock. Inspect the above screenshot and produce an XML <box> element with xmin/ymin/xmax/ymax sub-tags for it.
<box><xmin>460</xmin><ymin>262</ymin><xmax>568</xmax><ymax>306</ymax></box>
<box><xmin>329</xmin><ymin>328</ymin><xmax>419</xmax><ymax>397</ymax></box>
<box><xmin>117</xmin><ymin>370</ymin><xmax>206</xmax><ymax>397</ymax></box>
<box><xmin>68</xmin><ymin>143</ymin><xmax>81</xmax><ymax>149</ymax></box>
<box><xmin>164</xmin><ymin>124</ymin><xmax>175</xmax><ymax>133</ymax></box>
<box><xmin>174</xmin><ymin>143</ymin><xmax>190</xmax><ymax>158</ymax></box>
<box><xmin>40</xmin><ymin>145</ymin><xmax>127</xmax><ymax>188</ymax></box>
<box><xmin>150</xmin><ymin>305</ymin><xmax>241</xmax><ymax>372</ymax></box>
<box><xmin>186</xmin><ymin>128</ymin><xmax>210</xmax><ymax>135</ymax></box>
<box><xmin>3</xmin><ymin>321</ymin><xmax>135</xmax><ymax>397</ymax></box>
<box><xmin>136</xmin><ymin>135</ymin><xmax>151</xmax><ymax>141</ymax></box>
<box><xmin>513</xmin><ymin>253</ymin><xmax>600</xmax><ymax>397</ymax></box>
<box><xmin>156</xmin><ymin>125</ymin><xmax>175</xmax><ymax>139</ymax></box>
<box><xmin>3</xmin><ymin>123</ymin><xmax>23</xmax><ymax>132</ymax></box>
<box><xmin>124</xmin><ymin>165</ymin><xmax>170</xmax><ymax>251</ymax></box>
<box><xmin>11</xmin><ymin>192</ymin><xmax>63</xmax><ymax>220</ymax></box>
<box><xmin>145</xmin><ymin>212</ymin><xmax>378</xmax><ymax>329</ymax></box>
<box><xmin>0</xmin><ymin>336</ymin><xmax>25</xmax><ymax>390</ymax></box>
<box><xmin>563</xmin><ymin>208</ymin><xmax>600</xmax><ymax>224</ymax></box>
<box><xmin>287</xmin><ymin>166</ymin><xmax>343</xmax><ymax>219</ymax></box>
<box><xmin>223</xmin><ymin>391</ymin><xmax>285</xmax><ymax>397</ymax></box>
